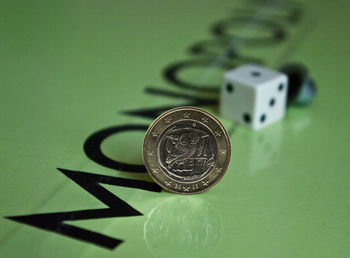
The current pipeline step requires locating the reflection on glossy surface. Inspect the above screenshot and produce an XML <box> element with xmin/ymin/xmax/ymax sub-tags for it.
<box><xmin>246</xmin><ymin>112</ymin><xmax>312</xmax><ymax>174</ymax></box>
<box><xmin>289</xmin><ymin>112</ymin><xmax>311</xmax><ymax>135</ymax></box>
<box><xmin>247</xmin><ymin>123</ymin><xmax>283</xmax><ymax>174</ymax></box>
<box><xmin>143</xmin><ymin>197</ymin><xmax>222</xmax><ymax>258</ymax></box>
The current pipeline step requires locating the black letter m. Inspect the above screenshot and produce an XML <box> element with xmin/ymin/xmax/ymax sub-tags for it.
<box><xmin>5</xmin><ymin>168</ymin><xmax>161</xmax><ymax>250</ymax></box>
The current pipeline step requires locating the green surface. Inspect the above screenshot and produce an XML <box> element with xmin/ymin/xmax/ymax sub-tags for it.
<box><xmin>1</xmin><ymin>0</ymin><xmax>350</xmax><ymax>257</ymax></box>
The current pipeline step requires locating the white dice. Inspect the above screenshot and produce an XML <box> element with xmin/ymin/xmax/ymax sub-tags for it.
<box><xmin>220</xmin><ymin>64</ymin><xmax>288</xmax><ymax>130</ymax></box>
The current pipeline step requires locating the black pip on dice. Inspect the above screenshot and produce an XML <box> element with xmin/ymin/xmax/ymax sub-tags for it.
<box><xmin>220</xmin><ymin>64</ymin><xmax>288</xmax><ymax>130</ymax></box>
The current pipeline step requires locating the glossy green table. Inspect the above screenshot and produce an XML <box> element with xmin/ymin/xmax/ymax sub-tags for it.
<box><xmin>1</xmin><ymin>0</ymin><xmax>349</xmax><ymax>257</ymax></box>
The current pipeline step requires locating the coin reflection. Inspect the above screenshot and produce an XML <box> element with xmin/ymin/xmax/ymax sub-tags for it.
<box><xmin>143</xmin><ymin>197</ymin><xmax>222</xmax><ymax>258</ymax></box>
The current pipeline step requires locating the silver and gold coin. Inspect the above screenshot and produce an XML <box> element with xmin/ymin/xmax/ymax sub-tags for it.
<box><xmin>142</xmin><ymin>106</ymin><xmax>231</xmax><ymax>194</ymax></box>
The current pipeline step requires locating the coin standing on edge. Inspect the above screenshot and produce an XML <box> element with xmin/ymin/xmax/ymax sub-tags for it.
<box><xmin>143</xmin><ymin>106</ymin><xmax>231</xmax><ymax>194</ymax></box>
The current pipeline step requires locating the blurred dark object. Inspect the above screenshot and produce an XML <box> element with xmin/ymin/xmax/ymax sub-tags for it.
<box><xmin>280</xmin><ymin>63</ymin><xmax>317</xmax><ymax>106</ymax></box>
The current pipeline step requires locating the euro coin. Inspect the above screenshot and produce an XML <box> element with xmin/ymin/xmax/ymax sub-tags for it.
<box><xmin>143</xmin><ymin>106</ymin><xmax>231</xmax><ymax>194</ymax></box>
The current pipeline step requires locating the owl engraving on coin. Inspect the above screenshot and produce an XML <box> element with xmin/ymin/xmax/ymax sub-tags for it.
<box><xmin>143</xmin><ymin>106</ymin><xmax>231</xmax><ymax>194</ymax></box>
<box><xmin>159</xmin><ymin>124</ymin><xmax>217</xmax><ymax>181</ymax></box>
